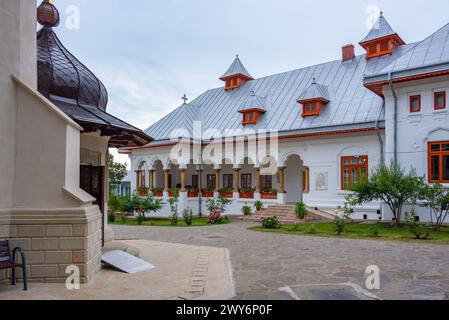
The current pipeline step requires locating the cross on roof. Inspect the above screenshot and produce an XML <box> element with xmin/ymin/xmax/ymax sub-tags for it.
<box><xmin>181</xmin><ymin>94</ymin><xmax>188</xmax><ymax>104</ymax></box>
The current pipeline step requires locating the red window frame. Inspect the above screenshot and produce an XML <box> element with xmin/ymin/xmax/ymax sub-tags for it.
<box><xmin>341</xmin><ymin>156</ymin><xmax>369</xmax><ymax>190</ymax></box>
<box><xmin>241</xmin><ymin>174</ymin><xmax>252</xmax><ymax>189</ymax></box>
<box><xmin>410</xmin><ymin>95</ymin><xmax>421</xmax><ymax>113</ymax></box>
<box><xmin>428</xmin><ymin>141</ymin><xmax>449</xmax><ymax>183</ymax></box>
<box><xmin>434</xmin><ymin>91</ymin><xmax>446</xmax><ymax>110</ymax></box>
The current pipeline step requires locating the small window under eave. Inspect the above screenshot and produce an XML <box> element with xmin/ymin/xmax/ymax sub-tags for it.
<box><xmin>240</xmin><ymin>109</ymin><xmax>265</xmax><ymax>125</ymax></box>
<box><xmin>298</xmin><ymin>99</ymin><xmax>328</xmax><ymax>118</ymax></box>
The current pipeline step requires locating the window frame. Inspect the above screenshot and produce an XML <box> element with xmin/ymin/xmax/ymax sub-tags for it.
<box><xmin>434</xmin><ymin>91</ymin><xmax>446</xmax><ymax>111</ymax></box>
<box><xmin>206</xmin><ymin>174</ymin><xmax>216</xmax><ymax>189</ymax></box>
<box><xmin>241</xmin><ymin>173</ymin><xmax>252</xmax><ymax>189</ymax></box>
<box><xmin>261</xmin><ymin>175</ymin><xmax>273</xmax><ymax>191</ymax></box>
<box><xmin>428</xmin><ymin>141</ymin><xmax>449</xmax><ymax>183</ymax></box>
<box><xmin>410</xmin><ymin>95</ymin><xmax>421</xmax><ymax>113</ymax></box>
<box><xmin>223</xmin><ymin>174</ymin><xmax>234</xmax><ymax>189</ymax></box>
<box><xmin>341</xmin><ymin>155</ymin><xmax>369</xmax><ymax>190</ymax></box>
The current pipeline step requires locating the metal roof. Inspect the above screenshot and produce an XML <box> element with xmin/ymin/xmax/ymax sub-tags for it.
<box><xmin>145</xmin><ymin>21</ymin><xmax>449</xmax><ymax>143</ymax></box>
<box><xmin>360</xmin><ymin>13</ymin><xmax>397</xmax><ymax>44</ymax></box>
<box><xmin>365</xmin><ymin>22</ymin><xmax>449</xmax><ymax>83</ymax></box>
<box><xmin>238</xmin><ymin>91</ymin><xmax>267</xmax><ymax>112</ymax></box>
<box><xmin>220</xmin><ymin>55</ymin><xmax>253</xmax><ymax>79</ymax></box>
<box><xmin>297</xmin><ymin>79</ymin><xmax>330</xmax><ymax>102</ymax></box>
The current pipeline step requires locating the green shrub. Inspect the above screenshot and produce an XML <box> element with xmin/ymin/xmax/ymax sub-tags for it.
<box><xmin>295</xmin><ymin>202</ymin><xmax>307</xmax><ymax>219</ymax></box>
<box><xmin>242</xmin><ymin>205</ymin><xmax>252</xmax><ymax>216</ymax></box>
<box><xmin>406</xmin><ymin>216</ymin><xmax>431</xmax><ymax>240</ymax></box>
<box><xmin>206</xmin><ymin>197</ymin><xmax>232</xmax><ymax>215</ymax></box>
<box><xmin>261</xmin><ymin>216</ymin><xmax>281</xmax><ymax>229</ymax></box>
<box><xmin>333</xmin><ymin>217</ymin><xmax>347</xmax><ymax>236</ymax></box>
<box><xmin>183</xmin><ymin>207</ymin><xmax>193</xmax><ymax>226</ymax></box>
<box><xmin>108</xmin><ymin>213</ymin><xmax>116</xmax><ymax>223</ymax></box>
<box><xmin>168</xmin><ymin>195</ymin><xmax>179</xmax><ymax>226</ymax></box>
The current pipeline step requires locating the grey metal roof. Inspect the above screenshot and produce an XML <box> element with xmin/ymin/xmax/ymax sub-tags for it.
<box><xmin>238</xmin><ymin>91</ymin><xmax>267</xmax><ymax>112</ymax></box>
<box><xmin>220</xmin><ymin>55</ymin><xmax>253</xmax><ymax>79</ymax></box>
<box><xmin>360</xmin><ymin>13</ymin><xmax>397</xmax><ymax>43</ymax></box>
<box><xmin>297</xmin><ymin>79</ymin><xmax>330</xmax><ymax>102</ymax></box>
<box><xmin>145</xmin><ymin>54</ymin><xmax>400</xmax><ymax>141</ymax></box>
<box><xmin>365</xmin><ymin>22</ymin><xmax>449</xmax><ymax>83</ymax></box>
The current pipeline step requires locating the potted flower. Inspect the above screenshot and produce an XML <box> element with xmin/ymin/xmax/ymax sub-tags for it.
<box><xmin>202</xmin><ymin>187</ymin><xmax>214</xmax><ymax>198</ymax></box>
<box><xmin>152</xmin><ymin>187</ymin><xmax>164</xmax><ymax>197</ymax></box>
<box><xmin>219</xmin><ymin>187</ymin><xmax>233</xmax><ymax>199</ymax></box>
<box><xmin>295</xmin><ymin>202</ymin><xmax>308</xmax><ymax>220</ymax></box>
<box><xmin>261</xmin><ymin>188</ymin><xmax>278</xmax><ymax>200</ymax></box>
<box><xmin>254</xmin><ymin>200</ymin><xmax>264</xmax><ymax>212</ymax></box>
<box><xmin>137</xmin><ymin>186</ymin><xmax>149</xmax><ymax>197</ymax></box>
<box><xmin>187</xmin><ymin>187</ymin><xmax>199</xmax><ymax>198</ymax></box>
<box><xmin>239</xmin><ymin>187</ymin><xmax>254</xmax><ymax>199</ymax></box>
<box><xmin>242</xmin><ymin>204</ymin><xmax>252</xmax><ymax>216</ymax></box>
<box><xmin>168</xmin><ymin>188</ymin><xmax>179</xmax><ymax>198</ymax></box>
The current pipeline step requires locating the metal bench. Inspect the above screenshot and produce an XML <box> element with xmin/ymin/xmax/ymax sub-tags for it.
<box><xmin>0</xmin><ymin>240</ymin><xmax>27</xmax><ymax>291</ymax></box>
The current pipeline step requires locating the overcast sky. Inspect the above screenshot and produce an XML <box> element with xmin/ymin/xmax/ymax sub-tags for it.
<box><xmin>50</xmin><ymin>0</ymin><xmax>449</xmax><ymax>167</ymax></box>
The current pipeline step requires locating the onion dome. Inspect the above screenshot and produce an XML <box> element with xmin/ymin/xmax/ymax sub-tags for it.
<box><xmin>36</xmin><ymin>1</ymin><xmax>152</xmax><ymax>147</ymax></box>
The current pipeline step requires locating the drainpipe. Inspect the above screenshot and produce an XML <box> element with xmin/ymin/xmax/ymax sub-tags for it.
<box><xmin>375</xmin><ymin>98</ymin><xmax>385</xmax><ymax>166</ymax></box>
<box><xmin>388</xmin><ymin>72</ymin><xmax>398</xmax><ymax>165</ymax></box>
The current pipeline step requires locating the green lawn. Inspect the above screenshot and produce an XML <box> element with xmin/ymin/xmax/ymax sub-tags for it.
<box><xmin>249</xmin><ymin>222</ymin><xmax>449</xmax><ymax>244</ymax></box>
<box><xmin>111</xmin><ymin>216</ymin><xmax>230</xmax><ymax>227</ymax></box>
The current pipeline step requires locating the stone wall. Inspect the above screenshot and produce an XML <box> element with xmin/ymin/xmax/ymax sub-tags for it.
<box><xmin>0</xmin><ymin>206</ymin><xmax>102</xmax><ymax>284</ymax></box>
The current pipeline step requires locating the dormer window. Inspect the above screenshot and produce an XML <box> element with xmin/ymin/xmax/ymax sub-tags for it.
<box><xmin>239</xmin><ymin>91</ymin><xmax>267</xmax><ymax>125</ymax></box>
<box><xmin>297</xmin><ymin>79</ymin><xmax>330</xmax><ymax>118</ymax></box>
<box><xmin>359</xmin><ymin>13</ymin><xmax>405</xmax><ymax>60</ymax></box>
<box><xmin>220</xmin><ymin>55</ymin><xmax>254</xmax><ymax>91</ymax></box>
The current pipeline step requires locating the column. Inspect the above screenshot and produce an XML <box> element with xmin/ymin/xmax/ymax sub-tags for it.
<box><xmin>149</xmin><ymin>170</ymin><xmax>155</xmax><ymax>192</ymax></box>
<box><xmin>180</xmin><ymin>169</ymin><xmax>187</xmax><ymax>192</ymax></box>
<box><xmin>164</xmin><ymin>169</ymin><xmax>170</xmax><ymax>192</ymax></box>
<box><xmin>215</xmin><ymin>169</ymin><xmax>221</xmax><ymax>193</ymax></box>
<box><xmin>135</xmin><ymin>171</ymin><xmax>139</xmax><ymax>191</ymax></box>
<box><xmin>233</xmin><ymin>168</ymin><xmax>240</xmax><ymax>193</ymax></box>
<box><xmin>255</xmin><ymin>168</ymin><xmax>261</xmax><ymax>193</ymax></box>
<box><xmin>279</xmin><ymin>167</ymin><xmax>285</xmax><ymax>193</ymax></box>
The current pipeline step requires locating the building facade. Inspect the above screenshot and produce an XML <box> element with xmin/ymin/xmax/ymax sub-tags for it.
<box><xmin>124</xmin><ymin>13</ymin><xmax>449</xmax><ymax>223</ymax></box>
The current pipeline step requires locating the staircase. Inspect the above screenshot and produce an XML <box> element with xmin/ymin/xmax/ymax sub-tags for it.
<box><xmin>244</xmin><ymin>205</ymin><xmax>335</xmax><ymax>224</ymax></box>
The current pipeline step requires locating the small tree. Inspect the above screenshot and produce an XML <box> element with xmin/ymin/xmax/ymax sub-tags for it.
<box><xmin>121</xmin><ymin>192</ymin><xmax>163</xmax><ymax>225</ymax></box>
<box><xmin>108</xmin><ymin>154</ymin><xmax>127</xmax><ymax>191</ymax></box>
<box><xmin>168</xmin><ymin>193</ymin><xmax>179</xmax><ymax>226</ymax></box>
<box><xmin>349</xmin><ymin>162</ymin><xmax>425</xmax><ymax>226</ymax></box>
<box><xmin>421</xmin><ymin>183</ymin><xmax>449</xmax><ymax>231</ymax></box>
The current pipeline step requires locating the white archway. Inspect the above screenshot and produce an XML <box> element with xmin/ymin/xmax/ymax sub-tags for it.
<box><xmin>284</xmin><ymin>154</ymin><xmax>304</xmax><ymax>204</ymax></box>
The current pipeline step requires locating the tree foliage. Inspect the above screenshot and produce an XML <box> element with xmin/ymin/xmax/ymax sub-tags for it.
<box><xmin>421</xmin><ymin>183</ymin><xmax>449</xmax><ymax>231</ymax></box>
<box><xmin>120</xmin><ymin>192</ymin><xmax>163</xmax><ymax>225</ymax></box>
<box><xmin>349</xmin><ymin>162</ymin><xmax>425</xmax><ymax>226</ymax></box>
<box><xmin>108</xmin><ymin>154</ymin><xmax>127</xmax><ymax>188</ymax></box>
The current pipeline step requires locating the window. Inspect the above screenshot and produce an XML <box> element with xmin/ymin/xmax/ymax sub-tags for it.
<box><xmin>434</xmin><ymin>91</ymin><xmax>446</xmax><ymax>110</ymax></box>
<box><xmin>341</xmin><ymin>156</ymin><xmax>369</xmax><ymax>190</ymax></box>
<box><xmin>241</xmin><ymin>174</ymin><xmax>252</xmax><ymax>189</ymax></box>
<box><xmin>244</xmin><ymin>112</ymin><xmax>254</xmax><ymax>123</ymax></box>
<box><xmin>410</xmin><ymin>95</ymin><xmax>421</xmax><ymax>113</ymax></box>
<box><xmin>242</xmin><ymin>110</ymin><xmax>263</xmax><ymax>125</ymax></box>
<box><xmin>223</xmin><ymin>174</ymin><xmax>233</xmax><ymax>189</ymax></box>
<box><xmin>300</xmin><ymin>99</ymin><xmax>326</xmax><ymax>117</ymax></box>
<box><xmin>428</xmin><ymin>141</ymin><xmax>449</xmax><ymax>183</ymax></box>
<box><xmin>304</xmin><ymin>102</ymin><xmax>317</xmax><ymax>114</ymax></box>
<box><xmin>191</xmin><ymin>175</ymin><xmax>199</xmax><ymax>189</ymax></box>
<box><xmin>206</xmin><ymin>174</ymin><xmax>216</xmax><ymax>189</ymax></box>
<box><xmin>261</xmin><ymin>175</ymin><xmax>273</xmax><ymax>190</ymax></box>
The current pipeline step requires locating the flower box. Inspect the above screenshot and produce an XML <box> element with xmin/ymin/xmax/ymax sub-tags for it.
<box><xmin>261</xmin><ymin>192</ymin><xmax>278</xmax><ymax>200</ymax></box>
<box><xmin>220</xmin><ymin>192</ymin><xmax>234</xmax><ymax>199</ymax></box>
<box><xmin>239</xmin><ymin>192</ymin><xmax>254</xmax><ymax>199</ymax></box>
<box><xmin>202</xmin><ymin>191</ymin><xmax>214</xmax><ymax>198</ymax></box>
<box><xmin>188</xmin><ymin>191</ymin><xmax>199</xmax><ymax>198</ymax></box>
<box><xmin>153</xmin><ymin>191</ymin><xmax>163</xmax><ymax>197</ymax></box>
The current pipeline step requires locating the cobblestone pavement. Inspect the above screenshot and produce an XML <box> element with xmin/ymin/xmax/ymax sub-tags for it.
<box><xmin>112</xmin><ymin>220</ymin><xmax>449</xmax><ymax>300</ymax></box>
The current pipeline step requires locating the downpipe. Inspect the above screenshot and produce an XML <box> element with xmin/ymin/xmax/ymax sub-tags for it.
<box><xmin>388</xmin><ymin>72</ymin><xmax>398</xmax><ymax>165</ymax></box>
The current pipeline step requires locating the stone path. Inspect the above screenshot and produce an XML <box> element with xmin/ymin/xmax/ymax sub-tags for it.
<box><xmin>113</xmin><ymin>220</ymin><xmax>449</xmax><ymax>300</ymax></box>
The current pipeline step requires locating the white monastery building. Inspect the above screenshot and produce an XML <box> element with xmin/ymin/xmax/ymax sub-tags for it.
<box><xmin>123</xmin><ymin>13</ymin><xmax>449</xmax><ymax>222</ymax></box>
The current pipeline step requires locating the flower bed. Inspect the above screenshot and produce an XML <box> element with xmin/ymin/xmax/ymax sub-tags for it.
<box><xmin>153</xmin><ymin>191</ymin><xmax>163</xmax><ymax>197</ymax></box>
<box><xmin>261</xmin><ymin>192</ymin><xmax>277</xmax><ymax>200</ymax></box>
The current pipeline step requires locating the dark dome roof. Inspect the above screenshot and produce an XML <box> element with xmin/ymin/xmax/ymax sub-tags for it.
<box><xmin>37</xmin><ymin>2</ymin><xmax>108</xmax><ymax>111</ymax></box>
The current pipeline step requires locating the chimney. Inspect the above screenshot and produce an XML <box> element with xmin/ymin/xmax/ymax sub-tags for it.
<box><xmin>342</xmin><ymin>44</ymin><xmax>355</xmax><ymax>62</ymax></box>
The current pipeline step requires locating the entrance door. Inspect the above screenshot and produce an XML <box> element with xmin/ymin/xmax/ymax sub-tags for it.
<box><xmin>80</xmin><ymin>165</ymin><xmax>104</xmax><ymax>245</ymax></box>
